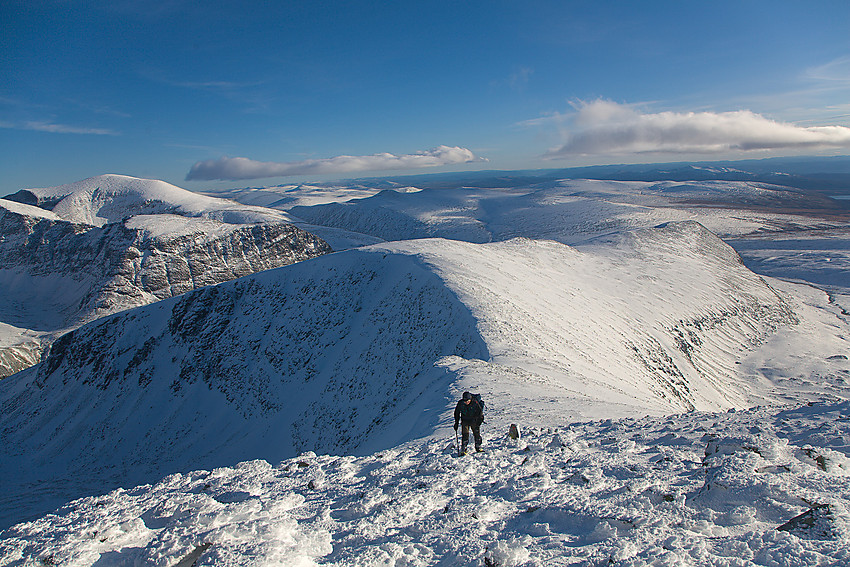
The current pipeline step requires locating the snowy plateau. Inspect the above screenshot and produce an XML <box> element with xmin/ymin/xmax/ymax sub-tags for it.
<box><xmin>1</xmin><ymin>171</ymin><xmax>849</xmax><ymax>566</ymax></box>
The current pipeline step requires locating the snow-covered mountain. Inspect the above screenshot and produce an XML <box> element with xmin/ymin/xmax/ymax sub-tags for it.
<box><xmin>1</xmin><ymin>171</ymin><xmax>848</xmax><ymax>564</ymax></box>
<box><xmin>0</xmin><ymin>175</ymin><xmax>332</xmax><ymax>377</ymax></box>
<box><xmin>4</xmin><ymin>174</ymin><xmax>298</xmax><ymax>227</ymax></box>
<box><xmin>215</xmin><ymin>177</ymin><xmax>848</xmax><ymax>245</ymax></box>
<box><xmin>2</xmin><ymin>220</ymin><xmax>848</xmax><ymax>533</ymax></box>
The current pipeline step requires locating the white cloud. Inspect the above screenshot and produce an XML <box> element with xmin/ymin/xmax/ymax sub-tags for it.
<box><xmin>544</xmin><ymin>100</ymin><xmax>850</xmax><ymax>158</ymax></box>
<box><xmin>186</xmin><ymin>146</ymin><xmax>485</xmax><ymax>181</ymax></box>
<box><xmin>0</xmin><ymin>121</ymin><xmax>118</xmax><ymax>135</ymax></box>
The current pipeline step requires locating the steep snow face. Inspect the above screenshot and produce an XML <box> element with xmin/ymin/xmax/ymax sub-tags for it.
<box><xmin>3</xmin><ymin>400</ymin><xmax>850</xmax><ymax>566</ymax></box>
<box><xmin>3</xmin><ymin>221</ymin><xmax>846</xmax><ymax>529</ymax></box>
<box><xmin>0</xmin><ymin>184</ymin><xmax>333</xmax><ymax>378</ymax></box>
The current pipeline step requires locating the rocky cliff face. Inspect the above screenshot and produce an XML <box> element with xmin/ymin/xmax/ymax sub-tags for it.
<box><xmin>0</xmin><ymin>202</ymin><xmax>332</xmax><ymax>377</ymax></box>
<box><xmin>0</xmin><ymin>337</ymin><xmax>46</xmax><ymax>379</ymax></box>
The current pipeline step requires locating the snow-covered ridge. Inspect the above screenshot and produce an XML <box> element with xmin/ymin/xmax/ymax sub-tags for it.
<box><xmin>3</xmin><ymin>399</ymin><xmax>850</xmax><ymax>566</ymax></box>
<box><xmin>0</xmin><ymin>198</ymin><xmax>62</xmax><ymax>221</ymax></box>
<box><xmin>3</xmin><ymin>221</ymin><xmax>847</xmax><ymax>530</ymax></box>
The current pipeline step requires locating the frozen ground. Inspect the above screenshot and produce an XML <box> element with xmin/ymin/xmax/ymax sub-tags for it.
<box><xmin>2</xmin><ymin>400</ymin><xmax>850</xmax><ymax>566</ymax></box>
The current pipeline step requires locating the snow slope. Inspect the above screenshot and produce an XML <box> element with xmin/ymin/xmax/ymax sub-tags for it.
<box><xmin>2</xmin><ymin>222</ymin><xmax>848</xmax><ymax>531</ymax></box>
<box><xmin>3</xmin><ymin>400</ymin><xmax>850</xmax><ymax>566</ymax></box>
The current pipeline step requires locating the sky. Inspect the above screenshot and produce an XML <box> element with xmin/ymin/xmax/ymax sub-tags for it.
<box><xmin>2</xmin><ymin>0</ymin><xmax>850</xmax><ymax>193</ymax></box>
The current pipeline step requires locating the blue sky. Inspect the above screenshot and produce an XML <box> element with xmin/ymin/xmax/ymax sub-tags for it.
<box><xmin>2</xmin><ymin>0</ymin><xmax>850</xmax><ymax>192</ymax></box>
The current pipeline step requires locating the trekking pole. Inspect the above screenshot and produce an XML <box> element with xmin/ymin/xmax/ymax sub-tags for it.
<box><xmin>455</xmin><ymin>427</ymin><xmax>460</xmax><ymax>457</ymax></box>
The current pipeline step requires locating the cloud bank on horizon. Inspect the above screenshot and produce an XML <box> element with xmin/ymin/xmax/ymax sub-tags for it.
<box><xmin>545</xmin><ymin>100</ymin><xmax>850</xmax><ymax>158</ymax></box>
<box><xmin>186</xmin><ymin>145</ymin><xmax>485</xmax><ymax>181</ymax></box>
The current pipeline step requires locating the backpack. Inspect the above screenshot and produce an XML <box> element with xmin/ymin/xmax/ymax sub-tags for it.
<box><xmin>472</xmin><ymin>393</ymin><xmax>485</xmax><ymax>421</ymax></box>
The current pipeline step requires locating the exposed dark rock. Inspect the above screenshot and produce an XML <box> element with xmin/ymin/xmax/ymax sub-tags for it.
<box><xmin>777</xmin><ymin>504</ymin><xmax>840</xmax><ymax>540</ymax></box>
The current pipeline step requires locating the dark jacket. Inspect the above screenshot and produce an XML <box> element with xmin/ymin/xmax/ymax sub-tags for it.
<box><xmin>454</xmin><ymin>399</ymin><xmax>483</xmax><ymax>427</ymax></box>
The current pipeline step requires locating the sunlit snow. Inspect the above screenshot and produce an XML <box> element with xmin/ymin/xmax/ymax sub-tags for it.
<box><xmin>1</xmin><ymin>172</ymin><xmax>849</xmax><ymax>566</ymax></box>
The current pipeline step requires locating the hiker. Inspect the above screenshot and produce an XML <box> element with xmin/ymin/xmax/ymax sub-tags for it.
<box><xmin>454</xmin><ymin>391</ymin><xmax>484</xmax><ymax>455</ymax></box>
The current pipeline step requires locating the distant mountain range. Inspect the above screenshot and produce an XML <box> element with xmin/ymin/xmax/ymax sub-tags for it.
<box><xmin>549</xmin><ymin>155</ymin><xmax>850</xmax><ymax>195</ymax></box>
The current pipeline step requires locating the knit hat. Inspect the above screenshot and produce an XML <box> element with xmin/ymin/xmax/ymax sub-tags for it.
<box><xmin>462</xmin><ymin>391</ymin><xmax>472</xmax><ymax>400</ymax></box>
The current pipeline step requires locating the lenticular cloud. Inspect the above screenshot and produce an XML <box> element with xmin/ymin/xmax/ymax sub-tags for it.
<box><xmin>186</xmin><ymin>146</ymin><xmax>483</xmax><ymax>181</ymax></box>
<box><xmin>546</xmin><ymin>100</ymin><xmax>850</xmax><ymax>157</ymax></box>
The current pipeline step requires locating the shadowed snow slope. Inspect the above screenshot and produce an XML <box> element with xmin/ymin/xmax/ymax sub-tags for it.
<box><xmin>2</xmin><ymin>221</ymin><xmax>848</xmax><ymax>530</ymax></box>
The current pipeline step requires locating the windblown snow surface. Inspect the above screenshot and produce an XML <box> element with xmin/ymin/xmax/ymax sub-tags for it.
<box><xmin>4</xmin><ymin>401</ymin><xmax>850</xmax><ymax>566</ymax></box>
<box><xmin>1</xmin><ymin>176</ymin><xmax>849</xmax><ymax>566</ymax></box>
